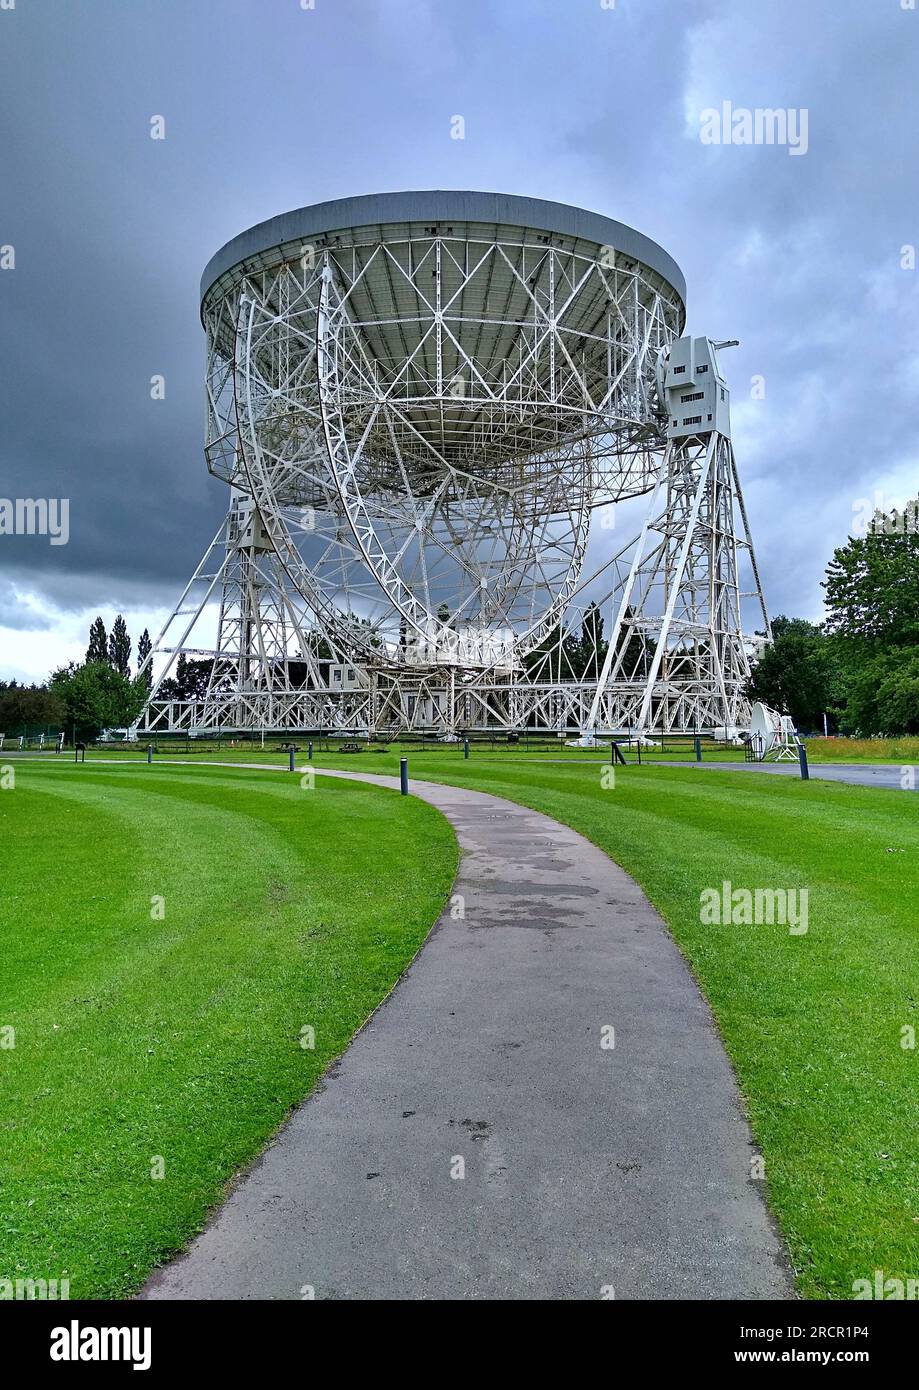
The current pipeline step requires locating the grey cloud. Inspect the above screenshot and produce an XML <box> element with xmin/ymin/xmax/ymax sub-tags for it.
<box><xmin>0</xmin><ymin>0</ymin><xmax>916</xmax><ymax>640</ymax></box>
<box><xmin>0</xmin><ymin>580</ymin><xmax>53</xmax><ymax>632</ymax></box>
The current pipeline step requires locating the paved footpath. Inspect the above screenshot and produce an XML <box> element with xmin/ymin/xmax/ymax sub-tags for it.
<box><xmin>140</xmin><ymin>768</ymin><xmax>793</xmax><ymax>1301</ymax></box>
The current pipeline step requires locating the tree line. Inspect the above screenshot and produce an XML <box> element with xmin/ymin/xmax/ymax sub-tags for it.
<box><xmin>746</xmin><ymin>498</ymin><xmax>919</xmax><ymax>734</ymax></box>
<box><xmin>3</xmin><ymin>498</ymin><xmax>917</xmax><ymax>739</ymax></box>
<box><xmin>0</xmin><ymin>615</ymin><xmax>153</xmax><ymax>740</ymax></box>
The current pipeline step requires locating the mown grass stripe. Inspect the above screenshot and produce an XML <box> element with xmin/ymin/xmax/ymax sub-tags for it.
<box><xmin>0</xmin><ymin>762</ymin><xmax>456</xmax><ymax>1297</ymax></box>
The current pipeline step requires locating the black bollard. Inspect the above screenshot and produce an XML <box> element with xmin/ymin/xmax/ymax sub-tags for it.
<box><xmin>147</xmin><ymin>744</ymin><xmax>153</xmax><ymax>765</ymax></box>
<box><xmin>400</xmin><ymin>758</ymin><xmax>408</xmax><ymax>796</ymax></box>
<box><xmin>289</xmin><ymin>747</ymin><xmax>295</xmax><ymax>772</ymax></box>
<box><xmin>308</xmin><ymin>741</ymin><xmax>313</xmax><ymax>760</ymax></box>
<box><xmin>798</xmin><ymin>743</ymin><xmax>810</xmax><ymax>781</ymax></box>
<box><xmin>463</xmin><ymin>738</ymin><xmax>469</xmax><ymax>760</ymax></box>
<box><xmin>694</xmin><ymin>736</ymin><xmax>702</xmax><ymax>762</ymax></box>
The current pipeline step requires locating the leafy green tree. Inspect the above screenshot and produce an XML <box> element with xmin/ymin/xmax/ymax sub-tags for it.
<box><xmin>823</xmin><ymin>501</ymin><xmax>919</xmax><ymax>649</ymax></box>
<box><xmin>572</xmin><ymin>602</ymin><xmax>608</xmax><ymax>678</ymax></box>
<box><xmin>0</xmin><ymin>682</ymin><xmax>66</xmax><ymax>731</ymax></box>
<box><xmin>876</xmin><ymin>651</ymin><xmax>919</xmax><ymax>734</ymax></box>
<box><xmin>50</xmin><ymin>662</ymin><xmax>147</xmax><ymax>740</ymax></box>
<box><xmin>839</xmin><ymin>648</ymin><xmax>919</xmax><ymax>736</ymax></box>
<box><xmin>137</xmin><ymin>628</ymin><xmax>153</xmax><ymax>691</ymax></box>
<box><xmin>745</xmin><ymin>616</ymin><xmax>840</xmax><ymax>732</ymax></box>
<box><xmin>611</xmin><ymin>606</ymin><xmax>649</xmax><ymax>682</ymax></box>
<box><xmin>156</xmin><ymin>654</ymin><xmax>215</xmax><ymax>702</ymax></box>
<box><xmin>522</xmin><ymin>622</ymin><xmax>581</xmax><ymax>682</ymax></box>
<box><xmin>108</xmin><ymin>614</ymin><xmax>132</xmax><ymax>677</ymax></box>
<box><xmin>85</xmin><ymin>616</ymin><xmax>108</xmax><ymax>665</ymax></box>
<box><xmin>819</xmin><ymin>498</ymin><xmax>919</xmax><ymax>734</ymax></box>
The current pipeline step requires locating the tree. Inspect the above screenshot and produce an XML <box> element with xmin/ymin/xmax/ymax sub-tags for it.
<box><xmin>0</xmin><ymin>682</ymin><xmax>66</xmax><ymax>732</ymax></box>
<box><xmin>613</xmin><ymin>607</ymin><xmax>650</xmax><ymax>683</ymax></box>
<box><xmin>522</xmin><ymin>621</ymin><xmax>582</xmax><ymax>682</ymax></box>
<box><xmin>838</xmin><ymin>647</ymin><xmax>919</xmax><ymax>736</ymax></box>
<box><xmin>108</xmin><ymin>614</ymin><xmax>132</xmax><ymax>677</ymax></box>
<box><xmin>86</xmin><ymin>616</ymin><xmax>108</xmax><ymax>665</ymax></box>
<box><xmin>876</xmin><ymin>651</ymin><xmax>919</xmax><ymax>734</ymax></box>
<box><xmin>572</xmin><ymin>602</ymin><xmax>608</xmax><ymax>679</ymax></box>
<box><xmin>137</xmin><ymin>628</ymin><xmax>153</xmax><ymax>692</ymax></box>
<box><xmin>744</xmin><ymin>616</ymin><xmax>840</xmax><ymax>732</ymax></box>
<box><xmin>156</xmin><ymin>654</ymin><xmax>215</xmax><ymax>702</ymax></box>
<box><xmin>819</xmin><ymin>499</ymin><xmax>919</xmax><ymax>734</ymax></box>
<box><xmin>823</xmin><ymin>501</ymin><xmax>919</xmax><ymax>650</ymax></box>
<box><xmin>49</xmin><ymin>662</ymin><xmax>147</xmax><ymax>740</ymax></box>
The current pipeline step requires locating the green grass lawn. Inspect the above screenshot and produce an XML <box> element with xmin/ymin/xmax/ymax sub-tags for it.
<box><xmin>0</xmin><ymin>760</ymin><xmax>456</xmax><ymax>1298</ymax></box>
<box><xmin>3</xmin><ymin>747</ymin><xmax>917</xmax><ymax>1300</ymax></box>
<box><xmin>286</xmin><ymin>747</ymin><xmax>916</xmax><ymax>1301</ymax></box>
<box><xmin>804</xmin><ymin>736</ymin><xmax>919</xmax><ymax>764</ymax></box>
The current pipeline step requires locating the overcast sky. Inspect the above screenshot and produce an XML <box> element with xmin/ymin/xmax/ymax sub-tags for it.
<box><xmin>1</xmin><ymin>0</ymin><xmax>917</xmax><ymax>683</ymax></box>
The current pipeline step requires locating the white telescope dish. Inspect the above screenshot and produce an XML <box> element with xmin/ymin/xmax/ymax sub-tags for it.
<box><xmin>750</xmin><ymin>701</ymin><xmax>782</xmax><ymax>753</ymax></box>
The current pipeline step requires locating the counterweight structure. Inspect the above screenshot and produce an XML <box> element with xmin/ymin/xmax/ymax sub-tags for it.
<box><xmin>139</xmin><ymin>192</ymin><xmax>770</xmax><ymax>738</ymax></box>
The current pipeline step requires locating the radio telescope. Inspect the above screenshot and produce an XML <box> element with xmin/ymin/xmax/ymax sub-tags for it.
<box><xmin>139</xmin><ymin>192</ymin><xmax>770</xmax><ymax>738</ymax></box>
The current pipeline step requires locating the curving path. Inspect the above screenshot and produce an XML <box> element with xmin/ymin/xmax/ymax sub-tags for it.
<box><xmin>143</xmin><ymin>769</ymin><xmax>794</xmax><ymax>1301</ymax></box>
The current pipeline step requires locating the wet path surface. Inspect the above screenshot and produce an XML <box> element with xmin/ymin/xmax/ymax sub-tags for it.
<box><xmin>139</xmin><ymin>769</ymin><xmax>793</xmax><ymax>1300</ymax></box>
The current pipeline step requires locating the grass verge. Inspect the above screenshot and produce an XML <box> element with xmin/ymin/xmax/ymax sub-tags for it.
<box><xmin>0</xmin><ymin>760</ymin><xmax>456</xmax><ymax>1298</ymax></box>
<box><xmin>301</xmin><ymin>749</ymin><xmax>917</xmax><ymax>1300</ymax></box>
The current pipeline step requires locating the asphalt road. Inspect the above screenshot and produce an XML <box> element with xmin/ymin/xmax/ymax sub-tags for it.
<box><xmin>662</xmin><ymin>760</ymin><xmax>914</xmax><ymax>791</ymax></box>
<box><xmin>140</xmin><ymin>769</ymin><xmax>794</xmax><ymax>1300</ymax></box>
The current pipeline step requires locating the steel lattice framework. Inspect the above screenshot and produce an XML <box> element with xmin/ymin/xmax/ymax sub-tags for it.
<box><xmin>138</xmin><ymin>192</ymin><xmax>770</xmax><ymax>739</ymax></box>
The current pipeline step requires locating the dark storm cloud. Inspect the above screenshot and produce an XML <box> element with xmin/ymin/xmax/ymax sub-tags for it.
<box><xmin>0</xmin><ymin>0</ymin><xmax>917</xmax><ymax>675</ymax></box>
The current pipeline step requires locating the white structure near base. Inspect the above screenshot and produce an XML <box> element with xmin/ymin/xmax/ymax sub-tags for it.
<box><xmin>138</xmin><ymin>193</ymin><xmax>772</xmax><ymax>739</ymax></box>
<box><xmin>748</xmin><ymin>701</ymin><xmax>801</xmax><ymax>761</ymax></box>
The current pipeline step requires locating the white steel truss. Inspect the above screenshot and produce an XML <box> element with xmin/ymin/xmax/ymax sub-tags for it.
<box><xmin>139</xmin><ymin>202</ymin><xmax>771</xmax><ymax>739</ymax></box>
